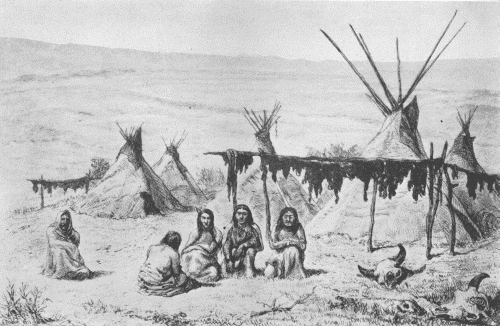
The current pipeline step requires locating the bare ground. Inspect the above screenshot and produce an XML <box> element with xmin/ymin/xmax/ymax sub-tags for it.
<box><xmin>1</xmin><ymin>202</ymin><xmax>500</xmax><ymax>326</ymax></box>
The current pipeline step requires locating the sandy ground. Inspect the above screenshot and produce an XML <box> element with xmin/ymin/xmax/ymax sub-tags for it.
<box><xmin>1</xmin><ymin>203</ymin><xmax>499</xmax><ymax>325</ymax></box>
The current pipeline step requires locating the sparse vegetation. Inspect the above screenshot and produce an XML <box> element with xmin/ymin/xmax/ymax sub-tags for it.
<box><xmin>196</xmin><ymin>167</ymin><xmax>226</xmax><ymax>200</ymax></box>
<box><xmin>124</xmin><ymin>310</ymin><xmax>192</xmax><ymax>325</ymax></box>
<box><xmin>0</xmin><ymin>281</ymin><xmax>54</xmax><ymax>324</ymax></box>
<box><xmin>307</xmin><ymin>142</ymin><xmax>361</xmax><ymax>159</ymax></box>
<box><xmin>13</xmin><ymin>206</ymin><xmax>38</xmax><ymax>215</ymax></box>
<box><xmin>82</xmin><ymin>299</ymin><xmax>192</xmax><ymax>325</ymax></box>
<box><xmin>89</xmin><ymin>157</ymin><xmax>110</xmax><ymax>180</ymax></box>
<box><xmin>82</xmin><ymin>299</ymin><xmax>122</xmax><ymax>314</ymax></box>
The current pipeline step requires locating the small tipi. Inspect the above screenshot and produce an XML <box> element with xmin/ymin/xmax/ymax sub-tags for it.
<box><xmin>79</xmin><ymin>125</ymin><xmax>186</xmax><ymax>219</ymax></box>
<box><xmin>307</xmin><ymin>13</ymin><xmax>475</xmax><ymax>245</ymax></box>
<box><xmin>446</xmin><ymin>108</ymin><xmax>484</xmax><ymax>174</ymax></box>
<box><xmin>445</xmin><ymin>108</ymin><xmax>500</xmax><ymax>237</ymax></box>
<box><xmin>153</xmin><ymin>134</ymin><xmax>207</xmax><ymax>208</ymax></box>
<box><xmin>207</xmin><ymin>103</ymin><xmax>319</xmax><ymax>228</ymax></box>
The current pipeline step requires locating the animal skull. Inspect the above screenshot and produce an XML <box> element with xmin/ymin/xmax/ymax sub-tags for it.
<box><xmin>358</xmin><ymin>244</ymin><xmax>426</xmax><ymax>288</ymax></box>
<box><xmin>432</xmin><ymin>273</ymin><xmax>496</xmax><ymax>325</ymax></box>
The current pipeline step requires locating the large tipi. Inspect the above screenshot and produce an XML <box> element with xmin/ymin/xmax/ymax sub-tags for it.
<box><xmin>153</xmin><ymin>135</ymin><xmax>207</xmax><ymax>208</ymax></box>
<box><xmin>207</xmin><ymin>103</ymin><xmax>319</xmax><ymax>228</ymax></box>
<box><xmin>307</xmin><ymin>13</ymin><xmax>475</xmax><ymax>245</ymax></box>
<box><xmin>445</xmin><ymin>108</ymin><xmax>500</xmax><ymax>237</ymax></box>
<box><xmin>78</xmin><ymin>126</ymin><xmax>187</xmax><ymax>219</ymax></box>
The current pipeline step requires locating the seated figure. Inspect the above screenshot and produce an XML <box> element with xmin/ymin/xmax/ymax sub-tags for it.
<box><xmin>42</xmin><ymin>210</ymin><xmax>92</xmax><ymax>280</ymax></box>
<box><xmin>264</xmin><ymin>207</ymin><xmax>306</xmax><ymax>279</ymax></box>
<box><xmin>223</xmin><ymin>204</ymin><xmax>263</xmax><ymax>278</ymax></box>
<box><xmin>181</xmin><ymin>209</ymin><xmax>223</xmax><ymax>283</ymax></box>
<box><xmin>138</xmin><ymin>231</ymin><xmax>200</xmax><ymax>297</ymax></box>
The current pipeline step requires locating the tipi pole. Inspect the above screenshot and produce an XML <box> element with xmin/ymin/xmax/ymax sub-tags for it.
<box><xmin>40</xmin><ymin>175</ymin><xmax>44</xmax><ymax>209</ymax></box>
<box><xmin>396</xmin><ymin>38</ymin><xmax>402</xmax><ymax>104</ymax></box>
<box><xmin>444</xmin><ymin>166</ymin><xmax>457</xmax><ymax>255</ymax></box>
<box><xmin>425</xmin><ymin>143</ymin><xmax>435</xmax><ymax>260</ymax></box>
<box><xmin>274</xmin><ymin>178</ymin><xmax>291</xmax><ymax>207</ymax></box>
<box><xmin>261</xmin><ymin>163</ymin><xmax>274</xmax><ymax>249</ymax></box>
<box><xmin>232</xmin><ymin>182</ymin><xmax>238</xmax><ymax>213</ymax></box>
<box><xmin>367</xmin><ymin>178</ymin><xmax>378</xmax><ymax>253</ymax></box>
<box><xmin>426</xmin><ymin>142</ymin><xmax>448</xmax><ymax>260</ymax></box>
<box><xmin>86</xmin><ymin>170</ymin><xmax>91</xmax><ymax>193</ymax></box>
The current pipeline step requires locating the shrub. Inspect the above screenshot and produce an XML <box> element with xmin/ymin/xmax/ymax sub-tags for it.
<box><xmin>307</xmin><ymin>142</ymin><xmax>361</xmax><ymax>159</ymax></box>
<box><xmin>0</xmin><ymin>281</ymin><xmax>53</xmax><ymax>324</ymax></box>
<box><xmin>196</xmin><ymin>168</ymin><xmax>226</xmax><ymax>200</ymax></box>
<box><xmin>90</xmin><ymin>158</ymin><xmax>110</xmax><ymax>180</ymax></box>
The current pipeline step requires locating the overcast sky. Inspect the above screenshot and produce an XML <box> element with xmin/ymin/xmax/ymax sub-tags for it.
<box><xmin>1</xmin><ymin>1</ymin><xmax>498</xmax><ymax>62</ymax></box>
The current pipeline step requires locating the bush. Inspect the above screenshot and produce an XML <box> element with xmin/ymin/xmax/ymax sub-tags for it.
<box><xmin>196</xmin><ymin>168</ymin><xmax>226</xmax><ymax>200</ymax></box>
<box><xmin>89</xmin><ymin>158</ymin><xmax>110</xmax><ymax>180</ymax></box>
<box><xmin>307</xmin><ymin>142</ymin><xmax>361</xmax><ymax>159</ymax></box>
<box><xmin>0</xmin><ymin>281</ymin><xmax>53</xmax><ymax>324</ymax></box>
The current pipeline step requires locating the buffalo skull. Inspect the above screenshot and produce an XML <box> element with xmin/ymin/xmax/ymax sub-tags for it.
<box><xmin>358</xmin><ymin>244</ymin><xmax>426</xmax><ymax>288</ymax></box>
<box><xmin>432</xmin><ymin>273</ymin><xmax>496</xmax><ymax>325</ymax></box>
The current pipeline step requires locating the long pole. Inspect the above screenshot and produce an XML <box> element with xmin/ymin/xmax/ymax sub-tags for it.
<box><xmin>232</xmin><ymin>182</ymin><xmax>238</xmax><ymax>213</ymax></box>
<box><xmin>426</xmin><ymin>142</ymin><xmax>448</xmax><ymax>260</ymax></box>
<box><xmin>261</xmin><ymin>163</ymin><xmax>274</xmax><ymax>249</ymax></box>
<box><xmin>86</xmin><ymin>170</ymin><xmax>91</xmax><ymax>193</ymax></box>
<box><xmin>40</xmin><ymin>174</ymin><xmax>44</xmax><ymax>209</ymax></box>
<box><xmin>367</xmin><ymin>178</ymin><xmax>378</xmax><ymax>253</ymax></box>
<box><xmin>425</xmin><ymin>143</ymin><xmax>434</xmax><ymax>260</ymax></box>
<box><xmin>444</xmin><ymin>166</ymin><xmax>456</xmax><ymax>255</ymax></box>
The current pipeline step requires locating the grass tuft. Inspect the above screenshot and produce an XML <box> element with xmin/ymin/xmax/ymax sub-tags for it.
<box><xmin>0</xmin><ymin>280</ymin><xmax>54</xmax><ymax>324</ymax></box>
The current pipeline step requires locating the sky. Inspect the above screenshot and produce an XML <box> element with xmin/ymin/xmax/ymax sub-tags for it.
<box><xmin>0</xmin><ymin>1</ymin><xmax>498</xmax><ymax>62</ymax></box>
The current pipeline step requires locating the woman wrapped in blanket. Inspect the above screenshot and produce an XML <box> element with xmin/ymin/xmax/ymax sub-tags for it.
<box><xmin>222</xmin><ymin>204</ymin><xmax>263</xmax><ymax>278</ymax></box>
<box><xmin>42</xmin><ymin>210</ymin><xmax>92</xmax><ymax>280</ymax></box>
<box><xmin>181</xmin><ymin>209</ymin><xmax>223</xmax><ymax>283</ymax></box>
<box><xmin>138</xmin><ymin>231</ymin><xmax>201</xmax><ymax>297</ymax></box>
<box><xmin>264</xmin><ymin>207</ymin><xmax>306</xmax><ymax>279</ymax></box>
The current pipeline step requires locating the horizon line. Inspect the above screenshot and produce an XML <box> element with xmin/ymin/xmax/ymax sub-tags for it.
<box><xmin>2</xmin><ymin>36</ymin><xmax>499</xmax><ymax>64</ymax></box>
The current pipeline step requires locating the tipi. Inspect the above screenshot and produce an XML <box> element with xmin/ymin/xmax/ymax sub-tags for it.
<box><xmin>446</xmin><ymin>108</ymin><xmax>484</xmax><ymax>174</ymax></box>
<box><xmin>207</xmin><ymin>102</ymin><xmax>319</xmax><ymax>228</ymax></box>
<box><xmin>307</xmin><ymin>13</ymin><xmax>475</xmax><ymax>246</ymax></box>
<box><xmin>445</xmin><ymin>108</ymin><xmax>500</xmax><ymax>237</ymax></box>
<box><xmin>153</xmin><ymin>134</ymin><xmax>207</xmax><ymax>208</ymax></box>
<box><xmin>79</xmin><ymin>125</ymin><xmax>187</xmax><ymax>219</ymax></box>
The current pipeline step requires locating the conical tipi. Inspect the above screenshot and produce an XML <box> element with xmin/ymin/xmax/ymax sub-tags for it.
<box><xmin>446</xmin><ymin>107</ymin><xmax>484</xmax><ymax>174</ymax></box>
<box><xmin>445</xmin><ymin>108</ymin><xmax>500</xmax><ymax>237</ymax></box>
<box><xmin>207</xmin><ymin>102</ymin><xmax>319</xmax><ymax>228</ymax></box>
<box><xmin>79</xmin><ymin>125</ymin><xmax>186</xmax><ymax>218</ymax></box>
<box><xmin>153</xmin><ymin>134</ymin><xmax>207</xmax><ymax>208</ymax></box>
<box><xmin>308</xmin><ymin>13</ymin><xmax>475</xmax><ymax>245</ymax></box>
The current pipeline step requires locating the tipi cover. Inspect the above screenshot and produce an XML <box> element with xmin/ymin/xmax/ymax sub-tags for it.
<box><xmin>153</xmin><ymin>136</ymin><xmax>207</xmax><ymax>208</ymax></box>
<box><xmin>445</xmin><ymin>108</ymin><xmax>500</xmax><ymax>237</ymax></box>
<box><xmin>308</xmin><ymin>15</ymin><xmax>476</xmax><ymax>244</ymax></box>
<box><xmin>78</xmin><ymin>126</ymin><xmax>186</xmax><ymax>219</ymax></box>
<box><xmin>207</xmin><ymin>103</ymin><xmax>319</xmax><ymax>228</ymax></box>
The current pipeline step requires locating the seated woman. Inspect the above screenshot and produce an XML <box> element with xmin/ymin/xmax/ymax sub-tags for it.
<box><xmin>138</xmin><ymin>231</ymin><xmax>200</xmax><ymax>297</ymax></box>
<box><xmin>264</xmin><ymin>207</ymin><xmax>306</xmax><ymax>279</ymax></box>
<box><xmin>223</xmin><ymin>204</ymin><xmax>263</xmax><ymax>278</ymax></box>
<box><xmin>42</xmin><ymin>210</ymin><xmax>92</xmax><ymax>280</ymax></box>
<box><xmin>181</xmin><ymin>209</ymin><xmax>223</xmax><ymax>283</ymax></box>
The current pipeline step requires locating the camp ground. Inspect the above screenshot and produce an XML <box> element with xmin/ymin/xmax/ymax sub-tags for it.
<box><xmin>1</xmin><ymin>4</ymin><xmax>500</xmax><ymax>326</ymax></box>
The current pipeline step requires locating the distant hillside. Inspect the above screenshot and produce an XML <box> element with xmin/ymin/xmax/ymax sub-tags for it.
<box><xmin>1</xmin><ymin>37</ymin><xmax>499</xmax><ymax>83</ymax></box>
<box><xmin>0</xmin><ymin>37</ymin><xmax>342</xmax><ymax>78</ymax></box>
